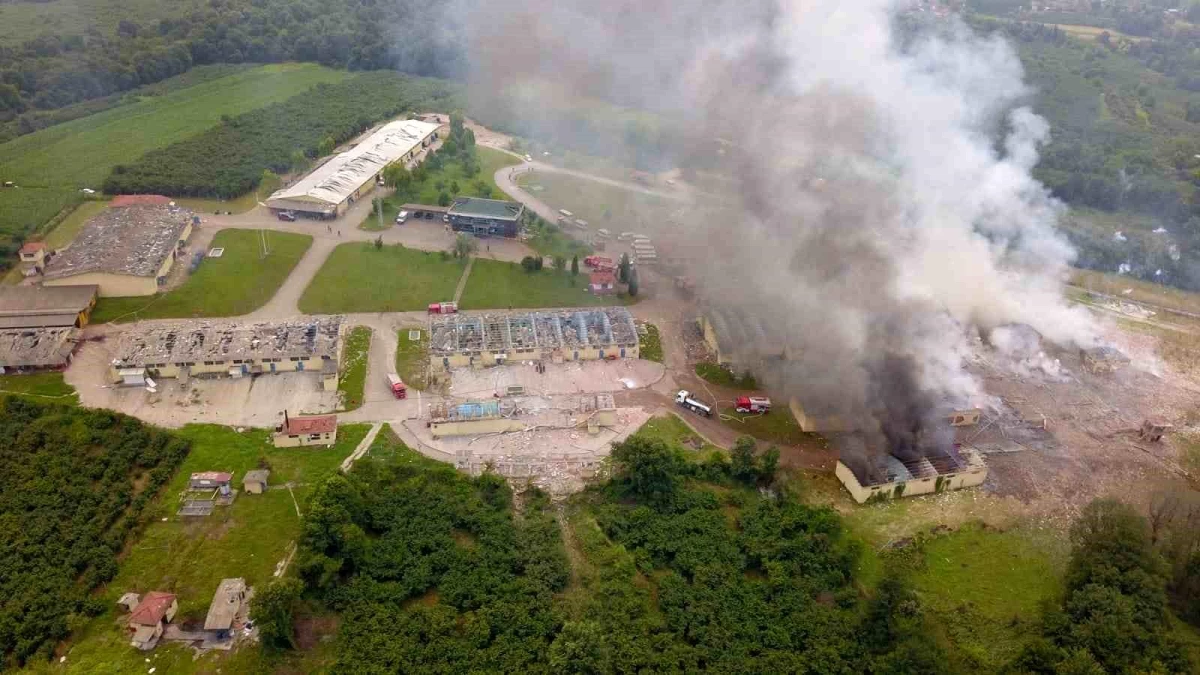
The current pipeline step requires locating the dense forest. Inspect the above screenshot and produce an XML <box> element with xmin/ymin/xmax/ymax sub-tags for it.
<box><xmin>103</xmin><ymin>71</ymin><xmax>461</xmax><ymax>198</ymax></box>
<box><xmin>0</xmin><ymin>398</ymin><xmax>188</xmax><ymax>667</ymax></box>
<box><xmin>0</xmin><ymin>0</ymin><xmax>463</xmax><ymax>125</ymax></box>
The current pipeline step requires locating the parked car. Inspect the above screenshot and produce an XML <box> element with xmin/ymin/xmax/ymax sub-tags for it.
<box><xmin>277</xmin><ymin>210</ymin><xmax>296</xmax><ymax>222</ymax></box>
<box><xmin>395</xmin><ymin>210</ymin><xmax>409</xmax><ymax>224</ymax></box>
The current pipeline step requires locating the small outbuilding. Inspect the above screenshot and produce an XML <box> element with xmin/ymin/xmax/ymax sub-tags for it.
<box><xmin>204</xmin><ymin>578</ymin><xmax>248</xmax><ymax>637</ymax></box>
<box><xmin>18</xmin><ymin>241</ymin><xmax>48</xmax><ymax>273</ymax></box>
<box><xmin>189</xmin><ymin>471</ymin><xmax>233</xmax><ymax>491</ymax></box>
<box><xmin>127</xmin><ymin>591</ymin><xmax>178</xmax><ymax>651</ymax></box>
<box><xmin>243</xmin><ymin>469</ymin><xmax>269</xmax><ymax>494</ymax></box>
<box><xmin>273</xmin><ymin>412</ymin><xmax>337</xmax><ymax>447</ymax></box>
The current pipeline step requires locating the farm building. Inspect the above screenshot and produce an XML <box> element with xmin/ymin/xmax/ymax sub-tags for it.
<box><xmin>273</xmin><ymin>412</ymin><xmax>337</xmax><ymax>447</ymax></box>
<box><xmin>265</xmin><ymin>119</ymin><xmax>442</xmax><ymax>218</ymax></box>
<box><xmin>41</xmin><ymin>203</ymin><xmax>194</xmax><ymax>297</ymax></box>
<box><xmin>242</xmin><ymin>469</ymin><xmax>269</xmax><ymax>494</ymax></box>
<box><xmin>835</xmin><ymin>446</ymin><xmax>988</xmax><ymax>504</ymax></box>
<box><xmin>0</xmin><ymin>285</ymin><xmax>98</xmax><ymax>329</ymax></box>
<box><xmin>0</xmin><ymin>327</ymin><xmax>79</xmax><ymax>373</ymax></box>
<box><xmin>446</xmin><ymin>197</ymin><xmax>524</xmax><ymax>237</ymax></box>
<box><xmin>107</xmin><ymin>317</ymin><xmax>342</xmax><ymax>387</ymax></box>
<box><xmin>189</xmin><ymin>471</ymin><xmax>232</xmax><ymax>491</ymax></box>
<box><xmin>18</xmin><ymin>242</ymin><xmax>48</xmax><ymax>274</ymax></box>
<box><xmin>429</xmin><ymin>307</ymin><xmax>639</xmax><ymax>371</ymax></box>
<box><xmin>127</xmin><ymin>591</ymin><xmax>178</xmax><ymax>651</ymax></box>
<box><xmin>204</xmin><ymin>578</ymin><xmax>248</xmax><ymax>637</ymax></box>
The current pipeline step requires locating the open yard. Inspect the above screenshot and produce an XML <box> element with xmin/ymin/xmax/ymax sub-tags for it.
<box><xmin>395</xmin><ymin>329</ymin><xmax>429</xmax><ymax>391</ymax></box>
<box><xmin>695</xmin><ymin>361</ymin><xmax>757</xmax><ymax>389</ymax></box>
<box><xmin>721</xmin><ymin>407</ymin><xmax>811</xmax><ymax>447</ymax></box>
<box><xmin>459</xmin><ymin>258</ymin><xmax>623</xmax><ymax>309</ymax></box>
<box><xmin>515</xmin><ymin>169</ymin><xmax>678</xmax><ymax>232</ymax></box>
<box><xmin>90</xmin><ymin>229</ymin><xmax>312</xmax><ymax>323</ymax></box>
<box><xmin>28</xmin><ymin>423</ymin><xmax>370</xmax><ymax>674</ymax></box>
<box><xmin>338</xmin><ymin>326</ymin><xmax>372</xmax><ymax>411</ymax></box>
<box><xmin>298</xmin><ymin>243</ymin><xmax>464</xmax><ymax>313</ymax></box>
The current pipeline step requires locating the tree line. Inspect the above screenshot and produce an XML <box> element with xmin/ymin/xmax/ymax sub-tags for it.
<box><xmin>0</xmin><ymin>398</ymin><xmax>189</xmax><ymax>667</ymax></box>
<box><xmin>0</xmin><ymin>0</ymin><xmax>465</xmax><ymax>129</ymax></box>
<box><xmin>103</xmin><ymin>72</ymin><xmax>462</xmax><ymax>199</ymax></box>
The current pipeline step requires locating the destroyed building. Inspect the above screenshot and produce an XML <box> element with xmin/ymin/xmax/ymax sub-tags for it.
<box><xmin>0</xmin><ymin>327</ymin><xmax>79</xmax><ymax>373</ymax></box>
<box><xmin>108</xmin><ymin>317</ymin><xmax>341</xmax><ymax>388</ymax></box>
<box><xmin>835</xmin><ymin>441</ymin><xmax>988</xmax><ymax>504</ymax></box>
<box><xmin>429</xmin><ymin>307</ymin><xmax>638</xmax><ymax>371</ymax></box>
<box><xmin>42</xmin><ymin>203</ymin><xmax>195</xmax><ymax>297</ymax></box>
<box><xmin>430</xmin><ymin>399</ymin><xmax>523</xmax><ymax>438</ymax></box>
<box><xmin>1080</xmin><ymin>346</ymin><xmax>1131</xmax><ymax>375</ymax></box>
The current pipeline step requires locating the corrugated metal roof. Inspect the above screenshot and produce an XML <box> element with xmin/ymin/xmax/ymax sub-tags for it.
<box><xmin>267</xmin><ymin>120</ymin><xmax>440</xmax><ymax>208</ymax></box>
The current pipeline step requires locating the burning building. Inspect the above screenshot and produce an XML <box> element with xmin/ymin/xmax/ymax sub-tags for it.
<box><xmin>835</xmin><ymin>437</ymin><xmax>987</xmax><ymax>504</ymax></box>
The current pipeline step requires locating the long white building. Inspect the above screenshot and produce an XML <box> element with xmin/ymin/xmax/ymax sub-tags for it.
<box><xmin>265</xmin><ymin>119</ymin><xmax>442</xmax><ymax>219</ymax></box>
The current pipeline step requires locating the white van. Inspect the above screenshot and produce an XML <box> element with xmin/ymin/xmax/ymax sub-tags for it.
<box><xmin>395</xmin><ymin>210</ymin><xmax>409</xmax><ymax>224</ymax></box>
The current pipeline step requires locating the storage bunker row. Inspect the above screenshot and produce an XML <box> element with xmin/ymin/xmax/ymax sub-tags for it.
<box><xmin>429</xmin><ymin>307</ymin><xmax>639</xmax><ymax>371</ymax></box>
<box><xmin>108</xmin><ymin>317</ymin><xmax>343</xmax><ymax>389</ymax></box>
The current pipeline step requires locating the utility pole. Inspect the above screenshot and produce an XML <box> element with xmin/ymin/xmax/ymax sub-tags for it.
<box><xmin>376</xmin><ymin>197</ymin><xmax>384</xmax><ymax>230</ymax></box>
<box><xmin>260</xmin><ymin>228</ymin><xmax>270</xmax><ymax>259</ymax></box>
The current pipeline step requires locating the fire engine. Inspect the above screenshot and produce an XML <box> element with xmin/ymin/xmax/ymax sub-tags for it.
<box><xmin>735</xmin><ymin>396</ymin><xmax>771</xmax><ymax>414</ymax></box>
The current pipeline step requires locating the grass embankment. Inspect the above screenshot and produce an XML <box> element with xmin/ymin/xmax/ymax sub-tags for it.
<box><xmin>695</xmin><ymin>361</ymin><xmax>757</xmax><ymax>389</ymax></box>
<box><xmin>42</xmin><ymin>199</ymin><xmax>108</xmax><ymax>250</ymax></box>
<box><xmin>359</xmin><ymin>146</ymin><xmax>519</xmax><ymax>231</ymax></box>
<box><xmin>722</xmin><ymin>407</ymin><xmax>812</xmax><ymax>447</ymax></box>
<box><xmin>0</xmin><ymin>373</ymin><xmax>78</xmax><ymax>404</ymax></box>
<box><xmin>459</xmin><ymin>258</ymin><xmax>628</xmax><ymax>309</ymax></box>
<box><xmin>338</xmin><ymin>326</ymin><xmax>372</xmax><ymax>411</ymax></box>
<box><xmin>395</xmin><ymin>329</ymin><xmax>429</xmax><ymax>391</ymax></box>
<box><xmin>638</xmin><ymin>322</ymin><xmax>663</xmax><ymax>362</ymax></box>
<box><xmin>91</xmin><ymin>229</ymin><xmax>312</xmax><ymax>323</ymax></box>
<box><xmin>630</xmin><ymin>413</ymin><xmax>721</xmax><ymax>454</ymax></box>
<box><xmin>42</xmin><ymin>423</ymin><xmax>370</xmax><ymax>674</ymax></box>
<box><xmin>299</xmin><ymin>243</ymin><xmax>463</xmax><ymax>313</ymax></box>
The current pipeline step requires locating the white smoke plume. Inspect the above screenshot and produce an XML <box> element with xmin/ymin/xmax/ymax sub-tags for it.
<box><xmin>460</xmin><ymin>0</ymin><xmax>1099</xmax><ymax>458</ymax></box>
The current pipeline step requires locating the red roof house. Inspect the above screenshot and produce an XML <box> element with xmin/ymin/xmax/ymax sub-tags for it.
<box><xmin>18</xmin><ymin>242</ymin><xmax>46</xmax><ymax>256</ymax></box>
<box><xmin>589</xmin><ymin>271</ymin><xmax>616</xmax><ymax>295</ymax></box>
<box><xmin>110</xmin><ymin>195</ymin><xmax>173</xmax><ymax>207</ymax></box>
<box><xmin>128</xmin><ymin>592</ymin><xmax>177</xmax><ymax>627</ymax></box>
<box><xmin>275</xmin><ymin>413</ymin><xmax>338</xmax><ymax>447</ymax></box>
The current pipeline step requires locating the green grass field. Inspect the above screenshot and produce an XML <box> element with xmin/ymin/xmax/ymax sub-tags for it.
<box><xmin>395</xmin><ymin>329</ymin><xmax>429</xmax><ymax>391</ymax></box>
<box><xmin>638</xmin><ymin>323</ymin><xmax>663</xmax><ymax>363</ymax></box>
<box><xmin>515</xmin><ymin>169</ymin><xmax>678</xmax><ymax>232</ymax></box>
<box><xmin>29</xmin><ymin>423</ymin><xmax>370</xmax><ymax>674</ymax></box>
<box><xmin>338</xmin><ymin>326</ymin><xmax>372</xmax><ymax>411</ymax></box>
<box><xmin>631</xmin><ymin>413</ymin><xmax>721</xmax><ymax>455</ymax></box>
<box><xmin>0</xmin><ymin>373</ymin><xmax>78</xmax><ymax>404</ymax></box>
<box><xmin>298</xmin><ymin>243</ymin><xmax>464</xmax><ymax>314</ymax></box>
<box><xmin>695</xmin><ymin>361</ymin><xmax>757</xmax><ymax>389</ymax></box>
<box><xmin>459</xmin><ymin>258</ymin><xmax>625</xmax><ymax>309</ymax></box>
<box><xmin>721</xmin><ymin>407</ymin><xmax>812</xmax><ymax>447</ymax></box>
<box><xmin>90</xmin><ymin>229</ymin><xmax>312</xmax><ymax>323</ymax></box>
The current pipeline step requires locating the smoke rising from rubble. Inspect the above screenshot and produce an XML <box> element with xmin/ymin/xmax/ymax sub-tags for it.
<box><xmin>461</xmin><ymin>0</ymin><xmax>1100</xmax><ymax>464</ymax></box>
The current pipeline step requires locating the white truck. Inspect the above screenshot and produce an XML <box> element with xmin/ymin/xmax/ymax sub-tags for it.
<box><xmin>675</xmin><ymin>390</ymin><xmax>713</xmax><ymax>417</ymax></box>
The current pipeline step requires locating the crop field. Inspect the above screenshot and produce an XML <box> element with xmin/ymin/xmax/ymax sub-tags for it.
<box><xmin>90</xmin><ymin>229</ymin><xmax>312</xmax><ymax>323</ymax></box>
<box><xmin>37</xmin><ymin>423</ymin><xmax>370</xmax><ymax>674</ymax></box>
<box><xmin>299</xmin><ymin>243</ymin><xmax>464</xmax><ymax>314</ymax></box>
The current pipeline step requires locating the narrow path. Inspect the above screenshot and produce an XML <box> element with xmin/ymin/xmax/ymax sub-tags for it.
<box><xmin>340</xmin><ymin>421</ymin><xmax>383</xmax><ymax>473</ymax></box>
<box><xmin>244</xmin><ymin>235</ymin><xmax>337</xmax><ymax>320</ymax></box>
<box><xmin>452</xmin><ymin>256</ymin><xmax>475</xmax><ymax>304</ymax></box>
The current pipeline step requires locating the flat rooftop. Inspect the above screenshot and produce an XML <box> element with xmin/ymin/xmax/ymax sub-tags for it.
<box><xmin>0</xmin><ymin>327</ymin><xmax>78</xmax><ymax>368</ymax></box>
<box><xmin>0</xmin><ymin>285</ymin><xmax>97</xmax><ymax>329</ymax></box>
<box><xmin>430</xmin><ymin>308</ymin><xmax>638</xmax><ymax>355</ymax></box>
<box><xmin>267</xmin><ymin>119</ymin><xmax>441</xmax><ymax>208</ymax></box>
<box><xmin>204</xmin><ymin>578</ymin><xmax>246</xmax><ymax>631</ymax></box>
<box><xmin>111</xmin><ymin>317</ymin><xmax>341</xmax><ymax>367</ymax></box>
<box><xmin>43</xmin><ymin>204</ymin><xmax>192</xmax><ymax>280</ymax></box>
<box><xmin>448</xmin><ymin>197</ymin><xmax>523</xmax><ymax>220</ymax></box>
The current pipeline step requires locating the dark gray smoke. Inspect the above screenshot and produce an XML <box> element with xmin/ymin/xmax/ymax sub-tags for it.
<box><xmin>458</xmin><ymin>0</ymin><xmax>1099</xmax><ymax>465</ymax></box>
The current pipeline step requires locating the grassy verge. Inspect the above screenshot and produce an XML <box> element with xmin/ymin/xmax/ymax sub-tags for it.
<box><xmin>173</xmin><ymin>191</ymin><xmax>261</xmax><ymax>216</ymax></box>
<box><xmin>40</xmin><ymin>423</ymin><xmax>369</xmax><ymax>674</ymax></box>
<box><xmin>0</xmin><ymin>372</ymin><xmax>78</xmax><ymax>404</ymax></box>
<box><xmin>1069</xmin><ymin>267</ymin><xmax>1200</xmax><ymax>316</ymax></box>
<box><xmin>459</xmin><ymin>258</ymin><xmax>628</xmax><ymax>309</ymax></box>
<box><xmin>524</xmin><ymin>219</ymin><xmax>592</xmax><ymax>260</ymax></box>
<box><xmin>695</xmin><ymin>361</ymin><xmax>757</xmax><ymax>389</ymax></box>
<box><xmin>40</xmin><ymin>199</ymin><xmax>108</xmax><ymax>250</ymax></box>
<box><xmin>721</xmin><ymin>407</ymin><xmax>811</xmax><ymax>447</ymax></box>
<box><xmin>338</xmin><ymin>326</ymin><xmax>372</xmax><ymax>411</ymax></box>
<box><xmin>630</xmin><ymin>413</ymin><xmax>721</xmax><ymax>454</ymax></box>
<box><xmin>91</xmin><ymin>229</ymin><xmax>312</xmax><ymax>323</ymax></box>
<box><xmin>395</xmin><ymin>329</ymin><xmax>429</xmax><ymax>391</ymax></box>
<box><xmin>515</xmin><ymin>168</ymin><xmax>678</xmax><ymax>231</ymax></box>
<box><xmin>298</xmin><ymin>243</ymin><xmax>463</xmax><ymax>313</ymax></box>
<box><xmin>638</xmin><ymin>323</ymin><xmax>663</xmax><ymax>362</ymax></box>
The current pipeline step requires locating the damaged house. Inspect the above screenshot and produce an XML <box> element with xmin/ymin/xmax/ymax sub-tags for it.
<box><xmin>430</xmin><ymin>308</ymin><xmax>638</xmax><ymax>371</ymax></box>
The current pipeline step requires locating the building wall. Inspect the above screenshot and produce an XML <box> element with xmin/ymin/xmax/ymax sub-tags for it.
<box><xmin>109</xmin><ymin>356</ymin><xmax>331</xmax><ymax>382</ymax></box>
<box><xmin>835</xmin><ymin>459</ymin><xmax>988</xmax><ymax>504</ymax></box>
<box><xmin>273</xmin><ymin>429</ymin><xmax>337</xmax><ymax>448</ymax></box>
<box><xmin>244</xmin><ymin>480</ymin><xmax>265</xmax><ymax>494</ymax></box>
<box><xmin>430</xmin><ymin>343</ymin><xmax>639</xmax><ymax>372</ymax></box>
<box><xmin>46</xmin><ymin>272</ymin><xmax>157</xmax><ymax>298</ymax></box>
<box><xmin>448</xmin><ymin>216</ymin><xmax>520</xmax><ymax>238</ymax></box>
<box><xmin>698</xmin><ymin>316</ymin><xmax>732</xmax><ymax>365</ymax></box>
<box><xmin>431</xmin><ymin>417</ymin><xmax>526</xmax><ymax>438</ymax></box>
<box><xmin>789</xmin><ymin>398</ymin><xmax>847</xmax><ymax>433</ymax></box>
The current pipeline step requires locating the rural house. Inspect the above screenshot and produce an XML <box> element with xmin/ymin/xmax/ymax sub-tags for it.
<box><xmin>18</xmin><ymin>241</ymin><xmax>48</xmax><ymax>274</ymax></box>
<box><xmin>127</xmin><ymin>591</ymin><xmax>177</xmax><ymax>651</ymax></box>
<box><xmin>273</xmin><ymin>412</ymin><xmax>338</xmax><ymax>447</ymax></box>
